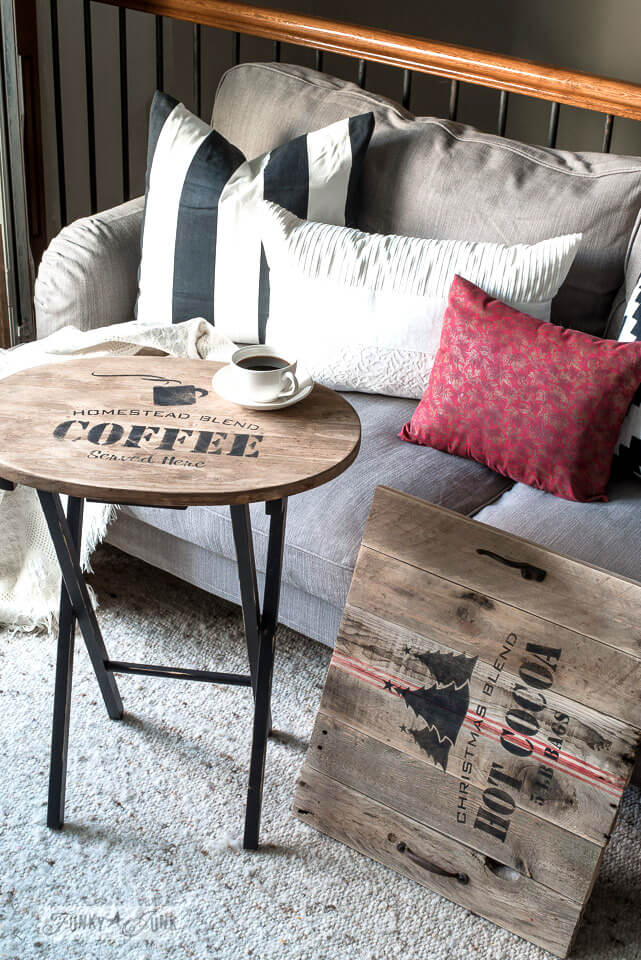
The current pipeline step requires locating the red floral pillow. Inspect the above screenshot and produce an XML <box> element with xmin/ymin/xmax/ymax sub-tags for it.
<box><xmin>400</xmin><ymin>275</ymin><xmax>641</xmax><ymax>502</ymax></box>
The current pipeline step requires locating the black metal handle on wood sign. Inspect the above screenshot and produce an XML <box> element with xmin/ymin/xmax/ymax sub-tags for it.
<box><xmin>476</xmin><ymin>549</ymin><xmax>546</xmax><ymax>582</ymax></box>
<box><xmin>396</xmin><ymin>842</ymin><xmax>469</xmax><ymax>884</ymax></box>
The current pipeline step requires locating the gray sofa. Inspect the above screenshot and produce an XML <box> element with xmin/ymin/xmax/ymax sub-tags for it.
<box><xmin>34</xmin><ymin>63</ymin><xmax>641</xmax><ymax>648</ymax></box>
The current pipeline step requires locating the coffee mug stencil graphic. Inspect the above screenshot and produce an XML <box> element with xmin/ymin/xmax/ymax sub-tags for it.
<box><xmin>91</xmin><ymin>372</ymin><xmax>209</xmax><ymax>406</ymax></box>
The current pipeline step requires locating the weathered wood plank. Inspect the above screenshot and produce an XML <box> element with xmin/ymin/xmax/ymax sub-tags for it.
<box><xmin>348</xmin><ymin>550</ymin><xmax>641</xmax><ymax>739</ymax></box>
<box><xmin>340</xmin><ymin>604</ymin><xmax>638</xmax><ymax>787</ymax></box>
<box><xmin>294</xmin><ymin>768</ymin><xmax>581</xmax><ymax>958</ymax></box>
<box><xmin>362</xmin><ymin>486</ymin><xmax>641</xmax><ymax>662</ymax></box>
<box><xmin>296</xmin><ymin>486</ymin><xmax>641</xmax><ymax>955</ymax></box>
<box><xmin>306</xmin><ymin>712</ymin><xmax>600</xmax><ymax>904</ymax></box>
<box><xmin>323</xmin><ymin>628</ymin><xmax>630</xmax><ymax>844</ymax></box>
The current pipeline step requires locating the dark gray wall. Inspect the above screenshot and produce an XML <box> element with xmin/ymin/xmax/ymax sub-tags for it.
<box><xmin>36</xmin><ymin>0</ymin><xmax>641</xmax><ymax>239</ymax></box>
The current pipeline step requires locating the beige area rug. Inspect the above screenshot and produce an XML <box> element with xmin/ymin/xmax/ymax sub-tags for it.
<box><xmin>1</xmin><ymin>545</ymin><xmax>640</xmax><ymax>960</ymax></box>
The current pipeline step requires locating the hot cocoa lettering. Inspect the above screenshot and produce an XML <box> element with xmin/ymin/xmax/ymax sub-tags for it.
<box><xmin>473</xmin><ymin>642</ymin><xmax>562</xmax><ymax>843</ymax></box>
<box><xmin>53</xmin><ymin>419</ymin><xmax>264</xmax><ymax>459</ymax></box>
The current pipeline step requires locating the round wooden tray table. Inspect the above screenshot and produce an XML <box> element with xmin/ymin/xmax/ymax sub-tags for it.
<box><xmin>0</xmin><ymin>356</ymin><xmax>360</xmax><ymax>849</ymax></box>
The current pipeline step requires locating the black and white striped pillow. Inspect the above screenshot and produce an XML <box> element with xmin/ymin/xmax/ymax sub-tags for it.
<box><xmin>136</xmin><ymin>91</ymin><xmax>374</xmax><ymax>341</ymax></box>
<box><xmin>615</xmin><ymin>272</ymin><xmax>641</xmax><ymax>477</ymax></box>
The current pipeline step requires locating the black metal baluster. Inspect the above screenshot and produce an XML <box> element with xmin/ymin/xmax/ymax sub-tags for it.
<box><xmin>49</xmin><ymin>0</ymin><xmax>66</xmax><ymax>225</ymax></box>
<box><xmin>272</xmin><ymin>40</ymin><xmax>281</xmax><ymax>62</ymax></box>
<box><xmin>233</xmin><ymin>32</ymin><xmax>240</xmax><ymax>65</ymax></box>
<box><xmin>402</xmin><ymin>69</ymin><xmax>412</xmax><ymax>109</ymax></box>
<box><xmin>155</xmin><ymin>14</ymin><xmax>164</xmax><ymax>90</ymax></box>
<box><xmin>193</xmin><ymin>23</ymin><xmax>201</xmax><ymax>116</ymax></box>
<box><xmin>497</xmin><ymin>89</ymin><xmax>509</xmax><ymax>136</ymax></box>
<box><xmin>119</xmin><ymin>7</ymin><xmax>129</xmax><ymax>201</ymax></box>
<box><xmin>448</xmin><ymin>79</ymin><xmax>459</xmax><ymax>121</ymax></box>
<box><xmin>357</xmin><ymin>58</ymin><xmax>367</xmax><ymax>89</ymax></box>
<box><xmin>314</xmin><ymin>49</ymin><xmax>323</xmax><ymax>72</ymax></box>
<box><xmin>602</xmin><ymin>114</ymin><xmax>614</xmax><ymax>153</ymax></box>
<box><xmin>547</xmin><ymin>101</ymin><xmax>560</xmax><ymax>147</ymax></box>
<box><xmin>82</xmin><ymin>0</ymin><xmax>97</xmax><ymax>214</ymax></box>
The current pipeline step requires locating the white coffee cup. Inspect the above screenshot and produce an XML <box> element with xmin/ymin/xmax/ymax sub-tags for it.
<box><xmin>229</xmin><ymin>345</ymin><xmax>299</xmax><ymax>403</ymax></box>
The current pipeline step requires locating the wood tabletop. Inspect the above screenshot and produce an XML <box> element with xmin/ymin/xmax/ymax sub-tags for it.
<box><xmin>0</xmin><ymin>356</ymin><xmax>361</xmax><ymax>506</ymax></box>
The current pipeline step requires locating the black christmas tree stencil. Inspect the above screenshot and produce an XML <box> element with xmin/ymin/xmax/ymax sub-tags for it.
<box><xmin>395</xmin><ymin>649</ymin><xmax>478</xmax><ymax>771</ymax></box>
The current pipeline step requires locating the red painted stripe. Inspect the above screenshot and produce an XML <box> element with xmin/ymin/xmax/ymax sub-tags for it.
<box><xmin>469</xmin><ymin>710</ymin><xmax>625</xmax><ymax>786</ymax></box>
<box><xmin>460</xmin><ymin>716</ymin><xmax>622</xmax><ymax>799</ymax></box>
<box><xmin>333</xmin><ymin>650</ymin><xmax>625</xmax><ymax>785</ymax></box>
<box><xmin>331</xmin><ymin>651</ymin><xmax>624</xmax><ymax>797</ymax></box>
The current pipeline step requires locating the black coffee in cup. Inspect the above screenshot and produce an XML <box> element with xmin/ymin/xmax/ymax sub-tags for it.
<box><xmin>235</xmin><ymin>356</ymin><xmax>289</xmax><ymax>371</ymax></box>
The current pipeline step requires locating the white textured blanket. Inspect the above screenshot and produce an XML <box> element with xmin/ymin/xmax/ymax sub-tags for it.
<box><xmin>0</xmin><ymin>319</ymin><xmax>235</xmax><ymax>630</ymax></box>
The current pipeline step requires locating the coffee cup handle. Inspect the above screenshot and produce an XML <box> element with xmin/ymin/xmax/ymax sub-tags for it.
<box><xmin>279</xmin><ymin>371</ymin><xmax>299</xmax><ymax>398</ymax></box>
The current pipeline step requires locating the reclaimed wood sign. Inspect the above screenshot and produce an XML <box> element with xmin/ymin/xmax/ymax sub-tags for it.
<box><xmin>294</xmin><ymin>486</ymin><xmax>641</xmax><ymax>957</ymax></box>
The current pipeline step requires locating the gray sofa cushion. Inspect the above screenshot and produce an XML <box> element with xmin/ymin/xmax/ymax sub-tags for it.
<box><xmin>213</xmin><ymin>62</ymin><xmax>641</xmax><ymax>338</ymax></box>
<box><xmin>474</xmin><ymin>478</ymin><xmax>641</xmax><ymax>582</ymax></box>
<box><xmin>122</xmin><ymin>392</ymin><xmax>511</xmax><ymax>609</ymax></box>
<box><xmin>35</xmin><ymin>197</ymin><xmax>144</xmax><ymax>339</ymax></box>
<box><xmin>107</xmin><ymin>511</ymin><xmax>345</xmax><ymax>647</ymax></box>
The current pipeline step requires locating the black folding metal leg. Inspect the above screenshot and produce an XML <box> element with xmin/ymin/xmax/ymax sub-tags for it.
<box><xmin>240</xmin><ymin>498</ymin><xmax>287</xmax><ymax>850</ymax></box>
<box><xmin>46</xmin><ymin>496</ymin><xmax>83</xmax><ymax>829</ymax></box>
<box><xmin>38</xmin><ymin>491</ymin><xmax>123</xmax><ymax>722</ymax></box>
<box><xmin>39</xmin><ymin>489</ymin><xmax>285</xmax><ymax>847</ymax></box>
<box><xmin>38</xmin><ymin>491</ymin><xmax>123</xmax><ymax>829</ymax></box>
<box><xmin>230</xmin><ymin>503</ymin><xmax>272</xmax><ymax>734</ymax></box>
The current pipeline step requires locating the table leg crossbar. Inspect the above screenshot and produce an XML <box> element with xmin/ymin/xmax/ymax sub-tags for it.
<box><xmin>37</xmin><ymin>489</ymin><xmax>288</xmax><ymax>850</ymax></box>
<box><xmin>104</xmin><ymin>661</ymin><xmax>252</xmax><ymax>685</ymax></box>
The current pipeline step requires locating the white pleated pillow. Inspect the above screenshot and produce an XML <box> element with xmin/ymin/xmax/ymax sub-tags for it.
<box><xmin>259</xmin><ymin>202</ymin><xmax>582</xmax><ymax>398</ymax></box>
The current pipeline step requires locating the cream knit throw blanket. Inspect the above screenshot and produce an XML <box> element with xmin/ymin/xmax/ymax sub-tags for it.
<box><xmin>0</xmin><ymin>319</ymin><xmax>235</xmax><ymax>631</ymax></box>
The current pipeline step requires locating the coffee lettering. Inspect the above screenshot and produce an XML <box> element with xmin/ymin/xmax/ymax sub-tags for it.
<box><xmin>87</xmin><ymin>422</ymin><xmax>124</xmax><ymax>445</ymax></box>
<box><xmin>157</xmin><ymin>428</ymin><xmax>194</xmax><ymax>451</ymax></box>
<box><xmin>207</xmin><ymin>433</ymin><xmax>226</xmax><ymax>455</ymax></box>
<box><xmin>229</xmin><ymin>433</ymin><xmax>254</xmax><ymax>457</ymax></box>
<box><xmin>53</xmin><ymin>419</ymin><xmax>88</xmax><ymax>440</ymax></box>
<box><xmin>244</xmin><ymin>435</ymin><xmax>263</xmax><ymax>458</ymax></box>
<box><xmin>192</xmin><ymin>431</ymin><xmax>214</xmax><ymax>454</ymax></box>
<box><xmin>53</xmin><ymin>420</ymin><xmax>264</xmax><ymax>462</ymax></box>
<box><xmin>123</xmin><ymin>424</ymin><xmax>160</xmax><ymax>448</ymax></box>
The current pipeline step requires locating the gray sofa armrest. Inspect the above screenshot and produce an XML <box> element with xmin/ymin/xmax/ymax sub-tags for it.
<box><xmin>34</xmin><ymin>197</ymin><xmax>144</xmax><ymax>339</ymax></box>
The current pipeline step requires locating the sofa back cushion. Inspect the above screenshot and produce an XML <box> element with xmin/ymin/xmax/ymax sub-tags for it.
<box><xmin>213</xmin><ymin>62</ymin><xmax>641</xmax><ymax>338</ymax></box>
<box><xmin>260</xmin><ymin>201</ymin><xmax>581</xmax><ymax>398</ymax></box>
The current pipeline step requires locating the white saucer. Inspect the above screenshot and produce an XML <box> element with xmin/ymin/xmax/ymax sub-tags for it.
<box><xmin>212</xmin><ymin>363</ymin><xmax>314</xmax><ymax>410</ymax></box>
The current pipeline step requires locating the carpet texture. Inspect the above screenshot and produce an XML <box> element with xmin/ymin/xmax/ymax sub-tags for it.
<box><xmin>1</xmin><ymin>545</ymin><xmax>640</xmax><ymax>960</ymax></box>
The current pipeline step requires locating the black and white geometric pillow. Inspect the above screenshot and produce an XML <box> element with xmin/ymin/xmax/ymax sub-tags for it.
<box><xmin>136</xmin><ymin>91</ymin><xmax>374</xmax><ymax>341</ymax></box>
<box><xmin>615</xmin><ymin>272</ymin><xmax>641</xmax><ymax>477</ymax></box>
